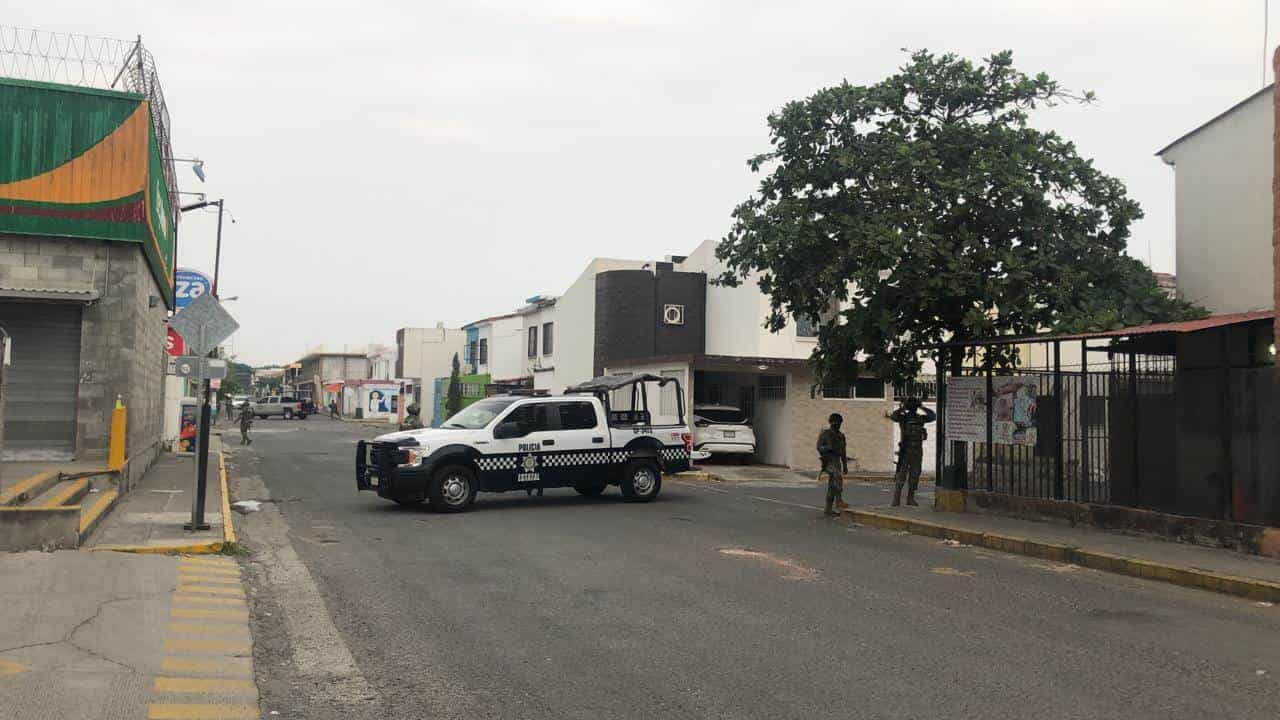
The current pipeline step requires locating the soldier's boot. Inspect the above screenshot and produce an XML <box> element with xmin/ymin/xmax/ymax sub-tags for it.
<box><xmin>891</xmin><ymin>487</ymin><xmax>902</xmax><ymax>506</ymax></box>
<box><xmin>906</xmin><ymin>488</ymin><xmax>918</xmax><ymax>506</ymax></box>
<box><xmin>823</xmin><ymin>501</ymin><xmax>835</xmax><ymax>517</ymax></box>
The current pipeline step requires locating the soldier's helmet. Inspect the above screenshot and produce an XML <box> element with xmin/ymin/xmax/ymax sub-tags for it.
<box><xmin>828</xmin><ymin>412</ymin><xmax>843</xmax><ymax>425</ymax></box>
<box><xmin>406</xmin><ymin>402</ymin><xmax>421</xmax><ymax>416</ymax></box>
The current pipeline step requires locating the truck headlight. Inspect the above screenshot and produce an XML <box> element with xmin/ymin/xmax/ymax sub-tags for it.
<box><xmin>398</xmin><ymin>447</ymin><xmax>428</xmax><ymax>467</ymax></box>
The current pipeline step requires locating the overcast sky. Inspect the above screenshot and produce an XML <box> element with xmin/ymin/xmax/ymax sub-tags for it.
<box><xmin>11</xmin><ymin>1</ymin><xmax>1275</xmax><ymax>365</ymax></box>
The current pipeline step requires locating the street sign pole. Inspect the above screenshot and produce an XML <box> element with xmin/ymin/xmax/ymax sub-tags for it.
<box><xmin>169</xmin><ymin>292</ymin><xmax>239</xmax><ymax>534</ymax></box>
<box><xmin>187</xmin><ymin>327</ymin><xmax>211</xmax><ymax>531</ymax></box>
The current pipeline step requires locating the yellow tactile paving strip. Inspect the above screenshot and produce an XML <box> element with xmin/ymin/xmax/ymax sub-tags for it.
<box><xmin>148</xmin><ymin>555</ymin><xmax>260</xmax><ymax>720</ymax></box>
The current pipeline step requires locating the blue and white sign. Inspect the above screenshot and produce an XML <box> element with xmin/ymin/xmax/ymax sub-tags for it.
<box><xmin>174</xmin><ymin>268</ymin><xmax>213</xmax><ymax>311</ymax></box>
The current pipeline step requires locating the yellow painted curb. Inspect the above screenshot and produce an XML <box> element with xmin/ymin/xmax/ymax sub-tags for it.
<box><xmin>218</xmin><ymin>449</ymin><xmax>236</xmax><ymax>545</ymax></box>
<box><xmin>89</xmin><ymin>541</ymin><xmax>224</xmax><ymax>555</ymax></box>
<box><xmin>841</xmin><ymin>508</ymin><xmax>1280</xmax><ymax>603</ymax></box>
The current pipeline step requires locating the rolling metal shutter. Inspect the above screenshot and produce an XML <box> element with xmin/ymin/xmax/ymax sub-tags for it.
<box><xmin>0</xmin><ymin>302</ymin><xmax>82</xmax><ymax>460</ymax></box>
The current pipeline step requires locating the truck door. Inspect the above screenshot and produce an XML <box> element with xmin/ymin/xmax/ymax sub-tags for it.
<box><xmin>487</xmin><ymin>403</ymin><xmax>556</xmax><ymax>490</ymax></box>
<box><xmin>542</xmin><ymin>400</ymin><xmax>609</xmax><ymax>487</ymax></box>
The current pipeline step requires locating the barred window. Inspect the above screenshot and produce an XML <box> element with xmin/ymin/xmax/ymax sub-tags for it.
<box><xmin>759</xmin><ymin>375</ymin><xmax>786</xmax><ymax>400</ymax></box>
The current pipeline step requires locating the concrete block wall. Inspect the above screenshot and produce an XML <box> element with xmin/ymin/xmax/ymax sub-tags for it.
<box><xmin>0</xmin><ymin>234</ymin><xmax>167</xmax><ymax>465</ymax></box>
<box><xmin>787</xmin><ymin>371</ymin><xmax>894</xmax><ymax>473</ymax></box>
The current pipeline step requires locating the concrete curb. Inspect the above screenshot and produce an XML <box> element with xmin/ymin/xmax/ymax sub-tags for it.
<box><xmin>843</xmin><ymin>508</ymin><xmax>1280</xmax><ymax>603</ymax></box>
<box><xmin>219</xmin><ymin>449</ymin><xmax>235</xmax><ymax>545</ymax></box>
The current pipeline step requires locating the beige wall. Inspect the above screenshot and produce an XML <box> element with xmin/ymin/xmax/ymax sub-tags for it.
<box><xmin>788</xmin><ymin>370</ymin><xmax>894</xmax><ymax>473</ymax></box>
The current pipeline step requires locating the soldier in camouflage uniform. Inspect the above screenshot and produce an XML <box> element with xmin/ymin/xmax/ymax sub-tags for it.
<box><xmin>817</xmin><ymin>413</ymin><xmax>848</xmax><ymax>517</ymax></box>
<box><xmin>888</xmin><ymin>398</ymin><xmax>936</xmax><ymax>506</ymax></box>
<box><xmin>238</xmin><ymin>403</ymin><xmax>254</xmax><ymax>446</ymax></box>
<box><xmin>399</xmin><ymin>402</ymin><xmax>424</xmax><ymax>431</ymax></box>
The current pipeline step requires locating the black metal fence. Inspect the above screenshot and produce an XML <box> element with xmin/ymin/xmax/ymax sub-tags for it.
<box><xmin>937</xmin><ymin>343</ymin><xmax>1177</xmax><ymax>509</ymax></box>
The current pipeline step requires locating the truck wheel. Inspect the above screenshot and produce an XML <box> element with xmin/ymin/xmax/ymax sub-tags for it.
<box><xmin>575</xmin><ymin>481</ymin><xmax>607</xmax><ymax>497</ymax></box>
<box><xmin>429</xmin><ymin>465</ymin><xmax>477</xmax><ymax>513</ymax></box>
<box><xmin>283</xmin><ymin>408</ymin><xmax>294</xmax><ymax>420</ymax></box>
<box><xmin>620</xmin><ymin>460</ymin><xmax>661</xmax><ymax>502</ymax></box>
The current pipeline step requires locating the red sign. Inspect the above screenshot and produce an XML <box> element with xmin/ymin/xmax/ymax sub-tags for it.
<box><xmin>166</xmin><ymin>326</ymin><xmax>185</xmax><ymax>357</ymax></box>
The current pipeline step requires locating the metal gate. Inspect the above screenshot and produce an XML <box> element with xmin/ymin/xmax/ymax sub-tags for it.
<box><xmin>0</xmin><ymin>302</ymin><xmax>82</xmax><ymax>460</ymax></box>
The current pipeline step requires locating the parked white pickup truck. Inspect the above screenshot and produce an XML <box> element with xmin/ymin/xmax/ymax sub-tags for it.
<box><xmin>251</xmin><ymin>395</ymin><xmax>308</xmax><ymax>420</ymax></box>
<box><xmin>356</xmin><ymin>374</ymin><xmax>692</xmax><ymax>512</ymax></box>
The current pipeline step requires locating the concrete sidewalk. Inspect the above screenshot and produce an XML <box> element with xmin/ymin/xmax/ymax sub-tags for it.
<box><xmin>85</xmin><ymin>435</ymin><xmax>232</xmax><ymax>554</ymax></box>
<box><xmin>0</xmin><ymin>551</ymin><xmax>259</xmax><ymax>720</ymax></box>
<box><xmin>840</xmin><ymin>493</ymin><xmax>1280</xmax><ymax>602</ymax></box>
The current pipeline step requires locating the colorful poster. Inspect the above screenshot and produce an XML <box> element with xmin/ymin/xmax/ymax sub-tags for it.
<box><xmin>176</xmin><ymin>401</ymin><xmax>199</xmax><ymax>454</ymax></box>
<box><xmin>992</xmin><ymin>376</ymin><xmax>1039</xmax><ymax>446</ymax></box>
<box><xmin>945</xmin><ymin>376</ymin><xmax>1039</xmax><ymax>446</ymax></box>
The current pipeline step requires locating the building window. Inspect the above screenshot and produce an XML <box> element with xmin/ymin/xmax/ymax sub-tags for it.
<box><xmin>542</xmin><ymin>322</ymin><xmax>554</xmax><ymax>355</ymax></box>
<box><xmin>822</xmin><ymin>379</ymin><xmax>886</xmax><ymax>400</ymax></box>
<box><xmin>467</xmin><ymin>341</ymin><xmax>477</xmax><ymax>365</ymax></box>
<box><xmin>478</xmin><ymin>339</ymin><xmax>488</xmax><ymax>365</ymax></box>
<box><xmin>528</xmin><ymin>326</ymin><xmax>538</xmax><ymax>359</ymax></box>
<box><xmin>795</xmin><ymin>315</ymin><xmax>819</xmax><ymax>339</ymax></box>
<box><xmin>758</xmin><ymin>374</ymin><xmax>786</xmax><ymax>400</ymax></box>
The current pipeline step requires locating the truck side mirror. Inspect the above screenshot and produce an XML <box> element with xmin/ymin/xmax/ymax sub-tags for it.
<box><xmin>494</xmin><ymin>421</ymin><xmax>522</xmax><ymax>440</ymax></box>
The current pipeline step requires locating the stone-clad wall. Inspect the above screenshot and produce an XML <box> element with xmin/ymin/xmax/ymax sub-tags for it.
<box><xmin>0</xmin><ymin>234</ymin><xmax>167</xmax><ymax>465</ymax></box>
<box><xmin>787</xmin><ymin>370</ymin><xmax>894</xmax><ymax>473</ymax></box>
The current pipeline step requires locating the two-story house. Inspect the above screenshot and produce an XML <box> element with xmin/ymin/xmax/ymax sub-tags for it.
<box><xmin>1157</xmin><ymin>84</ymin><xmax>1275</xmax><ymax>315</ymax></box>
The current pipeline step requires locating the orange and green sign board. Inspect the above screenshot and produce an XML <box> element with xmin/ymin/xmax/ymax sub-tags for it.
<box><xmin>0</xmin><ymin>78</ymin><xmax>176</xmax><ymax>306</ymax></box>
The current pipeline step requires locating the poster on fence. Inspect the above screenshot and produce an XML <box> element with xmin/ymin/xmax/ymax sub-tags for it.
<box><xmin>944</xmin><ymin>377</ymin><xmax>987</xmax><ymax>443</ymax></box>
<box><xmin>945</xmin><ymin>376</ymin><xmax>1039</xmax><ymax>446</ymax></box>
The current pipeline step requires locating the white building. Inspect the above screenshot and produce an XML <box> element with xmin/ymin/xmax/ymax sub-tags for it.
<box><xmin>517</xmin><ymin>296</ymin><xmax>558</xmax><ymax>391</ymax></box>
<box><xmin>1158</xmin><ymin>84</ymin><xmax>1275</xmax><ymax>314</ymax></box>
<box><xmin>550</xmin><ymin>259</ymin><xmax>651</xmax><ymax>393</ymax></box>
<box><xmin>396</xmin><ymin>324</ymin><xmax>467</xmax><ymax>418</ymax></box>
<box><xmin>367</xmin><ymin>345</ymin><xmax>396</xmax><ymax>381</ymax></box>
<box><xmin>544</xmin><ymin>243</ymin><xmax>898</xmax><ymax>473</ymax></box>
<box><xmin>467</xmin><ymin>312</ymin><xmax>526</xmax><ymax>384</ymax></box>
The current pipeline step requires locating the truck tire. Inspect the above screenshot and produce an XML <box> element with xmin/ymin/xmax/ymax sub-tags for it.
<box><xmin>620</xmin><ymin>460</ymin><xmax>661</xmax><ymax>502</ymax></box>
<box><xmin>429</xmin><ymin>464</ymin><xmax>477</xmax><ymax>513</ymax></box>
<box><xmin>283</xmin><ymin>408</ymin><xmax>294</xmax><ymax>420</ymax></box>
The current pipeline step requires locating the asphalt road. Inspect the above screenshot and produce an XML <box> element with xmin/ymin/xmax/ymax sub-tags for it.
<box><xmin>228</xmin><ymin>418</ymin><xmax>1280</xmax><ymax>720</ymax></box>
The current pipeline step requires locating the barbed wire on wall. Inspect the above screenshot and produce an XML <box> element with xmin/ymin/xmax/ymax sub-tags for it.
<box><xmin>0</xmin><ymin>25</ymin><xmax>179</xmax><ymax>230</ymax></box>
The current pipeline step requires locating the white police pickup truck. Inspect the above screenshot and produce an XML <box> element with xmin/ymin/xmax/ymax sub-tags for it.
<box><xmin>356</xmin><ymin>374</ymin><xmax>692</xmax><ymax>512</ymax></box>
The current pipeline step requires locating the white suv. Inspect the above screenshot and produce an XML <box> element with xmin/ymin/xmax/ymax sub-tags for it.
<box><xmin>692</xmin><ymin>405</ymin><xmax>756</xmax><ymax>461</ymax></box>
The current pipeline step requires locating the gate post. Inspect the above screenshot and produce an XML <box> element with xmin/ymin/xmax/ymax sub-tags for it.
<box><xmin>1053</xmin><ymin>341</ymin><xmax>1064</xmax><ymax>500</ymax></box>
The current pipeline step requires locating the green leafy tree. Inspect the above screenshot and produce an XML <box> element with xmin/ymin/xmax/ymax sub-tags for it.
<box><xmin>445</xmin><ymin>353</ymin><xmax>463</xmax><ymax>418</ymax></box>
<box><xmin>716</xmin><ymin>49</ymin><xmax>1206</xmax><ymax>385</ymax></box>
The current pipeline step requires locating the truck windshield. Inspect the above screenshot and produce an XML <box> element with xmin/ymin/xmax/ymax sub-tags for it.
<box><xmin>442</xmin><ymin>399</ymin><xmax>517</xmax><ymax>429</ymax></box>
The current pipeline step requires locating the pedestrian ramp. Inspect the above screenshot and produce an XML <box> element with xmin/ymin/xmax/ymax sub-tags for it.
<box><xmin>0</xmin><ymin>467</ymin><xmax>120</xmax><ymax>550</ymax></box>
